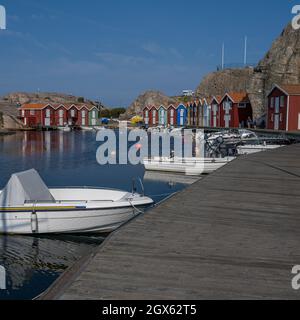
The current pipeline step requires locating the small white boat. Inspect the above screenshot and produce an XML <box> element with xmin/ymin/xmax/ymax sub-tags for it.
<box><xmin>0</xmin><ymin>170</ymin><xmax>154</xmax><ymax>235</ymax></box>
<box><xmin>143</xmin><ymin>157</ymin><xmax>235</xmax><ymax>176</ymax></box>
<box><xmin>80</xmin><ymin>126</ymin><xmax>94</xmax><ymax>131</ymax></box>
<box><xmin>94</xmin><ymin>126</ymin><xmax>106</xmax><ymax>131</ymax></box>
<box><xmin>237</xmin><ymin>144</ymin><xmax>284</xmax><ymax>155</ymax></box>
<box><xmin>57</xmin><ymin>125</ymin><xmax>71</xmax><ymax>132</ymax></box>
<box><xmin>207</xmin><ymin>131</ymin><xmax>240</xmax><ymax>142</ymax></box>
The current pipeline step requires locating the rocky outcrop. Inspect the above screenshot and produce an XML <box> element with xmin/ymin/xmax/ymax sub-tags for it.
<box><xmin>195</xmin><ymin>68</ymin><xmax>254</xmax><ymax>98</ymax></box>
<box><xmin>0</xmin><ymin>92</ymin><xmax>104</xmax><ymax>129</ymax></box>
<box><xmin>196</xmin><ymin>23</ymin><xmax>300</xmax><ymax>119</ymax></box>
<box><xmin>122</xmin><ymin>90</ymin><xmax>181</xmax><ymax>119</ymax></box>
<box><xmin>248</xmin><ymin>23</ymin><xmax>300</xmax><ymax>118</ymax></box>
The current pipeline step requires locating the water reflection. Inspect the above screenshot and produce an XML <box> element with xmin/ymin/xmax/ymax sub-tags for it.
<box><xmin>0</xmin><ymin>131</ymin><xmax>190</xmax><ymax>299</ymax></box>
<box><xmin>0</xmin><ymin>235</ymin><xmax>103</xmax><ymax>300</ymax></box>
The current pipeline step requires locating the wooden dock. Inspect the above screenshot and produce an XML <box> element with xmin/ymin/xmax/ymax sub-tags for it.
<box><xmin>43</xmin><ymin>144</ymin><xmax>300</xmax><ymax>300</ymax></box>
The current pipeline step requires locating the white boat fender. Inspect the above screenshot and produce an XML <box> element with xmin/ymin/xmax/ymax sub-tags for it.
<box><xmin>31</xmin><ymin>211</ymin><xmax>38</xmax><ymax>233</ymax></box>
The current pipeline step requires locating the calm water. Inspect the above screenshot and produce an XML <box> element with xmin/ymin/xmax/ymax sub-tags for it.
<box><xmin>0</xmin><ymin>131</ymin><xmax>191</xmax><ymax>300</ymax></box>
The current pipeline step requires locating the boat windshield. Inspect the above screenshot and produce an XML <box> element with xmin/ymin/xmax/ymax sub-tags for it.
<box><xmin>0</xmin><ymin>169</ymin><xmax>55</xmax><ymax>207</ymax></box>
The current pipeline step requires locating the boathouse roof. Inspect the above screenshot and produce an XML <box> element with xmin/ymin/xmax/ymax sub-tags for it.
<box><xmin>269</xmin><ymin>84</ymin><xmax>300</xmax><ymax>96</ymax></box>
<box><xmin>221</xmin><ymin>92</ymin><xmax>249</xmax><ymax>103</ymax></box>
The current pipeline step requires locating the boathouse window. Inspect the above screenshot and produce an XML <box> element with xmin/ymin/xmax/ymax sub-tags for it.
<box><xmin>71</xmin><ymin>109</ymin><xmax>76</xmax><ymax>117</ymax></box>
<box><xmin>280</xmin><ymin>96</ymin><xmax>285</xmax><ymax>107</ymax></box>
<box><xmin>145</xmin><ymin>110</ymin><xmax>149</xmax><ymax>117</ymax></box>
<box><xmin>21</xmin><ymin>110</ymin><xmax>25</xmax><ymax>117</ymax></box>
<box><xmin>92</xmin><ymin>111</ymin><xmax>96</xmax><ymax>119</ymax></box>
<box><xmin>59</xmin><ymin>110</ymin><xmax>64</xmax><ymax>117</ymax></box>
<box><xmin>82</xmin><ymin>110</ymin><xmax>86</xmax><ymax>117</ymax></box>
<box><xmin>46</xmin><ymin>109</ymin><xmax>51</xmax><ymax>117</ymax></box>
<box><xmin>170</xmin><ymin>109</ymin><xmax>174</xmax><ymax>117</ymax></box>
<box><xmin>30</xmin><ymin>110</ymin><xmax>35</xmax><ymax>116</ymax></box>
<box><xmin>223</xmin><ymin>101</ymin><xmax>231</xmax><ymax>110</ymax></box>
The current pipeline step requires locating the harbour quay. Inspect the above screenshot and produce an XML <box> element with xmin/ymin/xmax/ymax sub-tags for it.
<box><xmin>41</xmin><ymin>143</ymin><xmax>300</xmax><ymax>300</ymax></box>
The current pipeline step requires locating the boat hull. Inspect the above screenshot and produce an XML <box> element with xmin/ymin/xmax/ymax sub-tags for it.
<box><xmin>143</xmin><ymin>158</ymin><xmax>235</xmax><ymax>176</ymax></box>
<box><xmin>237</xmin><ymin>145</ymin><xmax>283</xmax><ymax>155</ymax></box>
<box><xmin>0</xmin><ymin>205</ymin><xmax>145</xmax><ymax>235</ymax></box>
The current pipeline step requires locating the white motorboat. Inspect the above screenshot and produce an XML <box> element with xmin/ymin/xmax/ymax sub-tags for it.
<box><xmin>94</xmin><ymin>126</ymin><xmax>106</xmax><ymax>131</ymax></box>
<box><xmin>207</xmin><ymin>131</ymin><xmax>240</xmax><ymax>142</ymax></box>
<box><xmin>237</xmin><ymin>144</ymin><xmax>284</xmax><ymax>155</ymax></box>
<box><xmin>57</xmin><ymin>125</ymin><xmax>71</xmax><ymax>132</ymax></box>
<box><xmin>143</xmin><ymin>157</ymin><xmax>235</xmax><ymax>176</ymax></box>
<box><xmin>80</xmin><ymin>126</ymin><xmax>94</xmax><ymax>131</ymax></box>
<box><xmin>0</xmin><ymin>169</ymin><xmax>154</xmax><ymax>235</ymax></box>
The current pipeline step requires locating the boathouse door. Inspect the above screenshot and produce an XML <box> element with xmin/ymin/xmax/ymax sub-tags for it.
<box><xmin>213</xmin><ymin>104</ymin><xmax>218</xmax><ymax>127</ymax></box>
<box><xmin>82</xmin><ymin>110</ymin><xmax>86</xmax><ymax>126</ymax></box>
<box><xmin>224</xmin><ymin>101</ymin><xmax>231</xmax><ymax>128</ymax></box>
<box><xmin>180</xmin><ymin>109</ymin><xmax>184</xmax><ymax>126</ymax></box>
<box><xmin>145</xmin><ymin>110</ymin><xmax>149</xmax><ymax>125</ymax></box>
<box><xmin>45</xmin><ymin>109</ymin><xmax>51</xmax><ymax>127</ymax></box>
<box><xmin>152</xmin><ymin>110</ymin><xmax>157</xmax><ymax>125</ymax></box>
<box><xmin>274</xmin><ymin>97</ymin><xmax>280</xmax><ymax>130</ymax></box>
<box><xmin>170</xmin><ymin>109</ymin><xmax>174</xmax><ymax>126</ymax></box>
<box><xmin>59</xmin><ymin>110</ymin><xmax>64</xmax><ymax>126</ymax></box>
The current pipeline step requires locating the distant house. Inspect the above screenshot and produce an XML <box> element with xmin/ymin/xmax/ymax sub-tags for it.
<box><xmin>186</xmin><ymin>102</ymin><xmax>192</xmax><ymax>126</ymax></box>
<box><xmin>88</xmin><ymin>106</ymin><xmax>99</xmax><ymax>126</ymax></box>
<box><xmin>167</xmin><ymin>104</ymin><xmax>177</xmax><ymax>127</ymax></box>
<box><xmin>210</xmin><ymin>96</ymin><xmax>222</xmax><ymax>128</ymax></box>
<box><xmin>202</xmin><ymin>98</ymin><xmax>211</xmax><ymax>128</ymax></box>
<box><xmin>142</xmin><ymin>106</ymin><xmax>150</xmax><ymax>126</ymax></box>
<box><xmin>182</xmin><ymin>90</ymin><xmax>194</xmax><ymax>97</ymax></box>
<box><xmin>149</xmin><ymin>106</ymin><xmax>159</xmax><ymax>126</ymax></box>
<box><xmin>219</xmin><ymin>92</ymin><xmax>252</xmax><ymax>128</ymax></box>
<box><xmin>19</xmin><ymin>103</ymin><xmax>100</xmax><ymax>128</ymax></box>
<box><xmin>158</xmin><ymin>105</ymin><xmax>168</xmax><ymax>126</ymax></box>
<box><xmin>176</xmin><ymin>104</ymin><xmax>187</xmax><ymax>127</ymax></box>
<box><xmin>267</xmin><ymin>84</ymin><xmax>300</xmax><ymax>131</ymax></box>
<box><xmin>191</xmin><ymin>101</ymin><xmax>199</xmax><ymax>126</ymax></box>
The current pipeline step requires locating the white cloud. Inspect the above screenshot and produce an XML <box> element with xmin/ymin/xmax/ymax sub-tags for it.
<box><xmin>95</xmin><ymin>52</ymin><xmax>154</xmax><ymax>66</ymax></box>
<box><xmin>142</xmin><ymin>41</ymin><xmax>183</xmax><ymax>60</ymax></box>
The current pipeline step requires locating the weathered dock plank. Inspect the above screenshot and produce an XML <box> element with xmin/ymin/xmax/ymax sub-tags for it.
<box><xmin>44</xmin><ymin>144</ymin><xmax>300</xmax><ymax>300</ymax></box>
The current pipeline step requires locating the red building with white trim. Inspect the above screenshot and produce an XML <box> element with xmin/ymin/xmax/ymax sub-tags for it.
<box><xmin>19</xmin><ymin>103</ymin><xmax>98</xmax><ymax>128</ymax></box>
<box><xmin>267</xmin><ymin>84</ymin><xmax>300</xmax><ymax>131</ymax></box>
<box><xmin>219</xmin><ymin>92</ymin><xmax>252</xmax><ymax>128</ymax></box>
<box><xmin>142</xmin><ymin>106</ymin><xmax>150</xmax><ymax>126</ymax></box>
<box><xmin>167</xmin><ymin>104</ymin><xmax>177</xmax><ymax>127</ymax></box>
<box><xmin>148</xmin><ymin>106</ymin><xmax>159</xmax><ymax>127</ymax></box>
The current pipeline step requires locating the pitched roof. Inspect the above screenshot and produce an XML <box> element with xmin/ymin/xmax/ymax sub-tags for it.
<box><xmin>20</xmin><ymin>103</ymin><xmax>96</xmax><ymax>111</ymax></box>
<box><xmin>211</xmin><ymin>95</ymin><xmax>222</xmax><ymax>104</ymax></box>
<box><xmin>277</xmin><ymin>84</ymin><xmax>300</xmax><ymax>96</ymax></box>
<box><xmin>222</xmin><ymin>92</ymin><xmax>249</xmax><ymax>103</ymax></box>
<box><xmin>20</xmin><ymin>103</ymin><xmax>50</xmax><ymax>110</ymax></box>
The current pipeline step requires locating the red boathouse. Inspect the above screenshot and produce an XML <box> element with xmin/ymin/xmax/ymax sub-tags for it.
<box><xmin>267</xmin><ymin>84</ymin><xmax>300</xmax><ymax>131</ymax></box>
<box><xmin>219</xmin><ymin>92</ymin><xmax>253</xmax><ymax>128</ymax></box>
<box><xmin>167</xmin><ymin>104</ymin><xmax>177</xmax><ymax>127</ymax></box>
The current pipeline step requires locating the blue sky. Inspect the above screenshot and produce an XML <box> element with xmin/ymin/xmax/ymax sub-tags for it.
<box><xmin>0</xmin><ymin>0</ymin><xmax>295</xmax><ymax>106</ymax></box>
